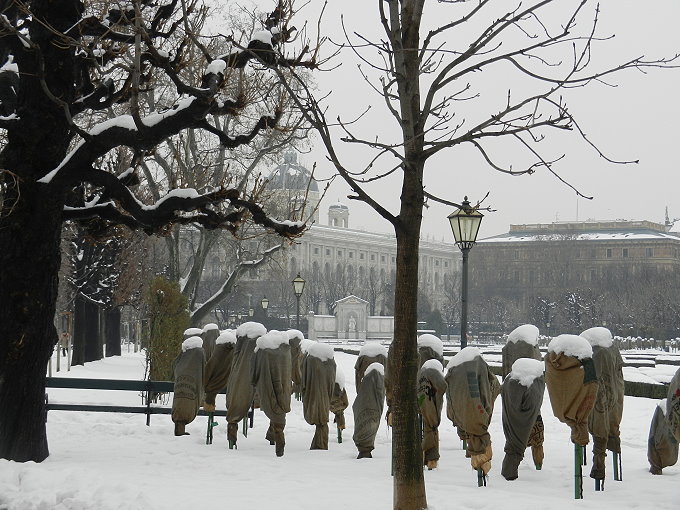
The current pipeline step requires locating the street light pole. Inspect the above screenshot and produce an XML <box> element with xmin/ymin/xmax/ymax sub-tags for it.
<box><xmin>292</xmin><ymin>273</ymin><xmax>306</xmax><ymax>331</ymax></box>
<box><xmin>448</xmin><ymin>196</ymin><xmax>483</xmax><ymax>350</ymax></box>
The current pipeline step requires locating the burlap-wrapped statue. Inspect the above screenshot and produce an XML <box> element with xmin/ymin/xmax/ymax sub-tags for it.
<box><xmin>251</xmin><ymin>330</ymin><xmax>292</xmax><ymax>457</ymax></box>
<box><xmin>417</xmin><ymin>334</ymin><xmax>444</xmax><ymax>368</ymax></box>
<box><xmin>301</xmin><ymin>342</ymin><xmax>336</xmax><ymax>449</ymax></box>
<box><xmin>545</xmin><ymin>335</ymin><xmax>598</xmax><ymax>447</ymax></box>
<box><xmin>352</xmin><ymin>362</ymin><xmax>385</xmax><ymax>459</ymax></box>
<box><xmin>287</xmin><ymin>329</ymin><xmax>304</xmax><ymax>398</ymax></box>
<box><xmin>183</xmin><ymin>327</ymin><xmax>203</xmax><ymax>340</ymax></box>
<box><xmin>226</xmin><ymin>322</ymin><xmax>266</xmax><ymax>448</ymax></box>
<box><xmin>201</xmin><ymin>323</ymin><xmax>220</xmax><ymax>365</ymax></box>
<box><xmin>330</xmin><ymin>365</ymin><xmax>349</xmax><ymax>433</ymax></box>
<box><xmin>580</xmin><ymin>327</ymin><xmax>625</xmax><ymax>483</ymax></box>
<box><xmin>501</xmin><ymin>358</ymin><xmax>545</xmax><ymax>480</ymax></box>
<box><xmin>203</xmin><ymin>330</ymin><xmax>237</xmax><ymax>412</ymax></box>
<box><xmin>667</xmin><ymin>367</ymin><xmax>680</xmax><ymax>443</ymax></box>
<box><xmin>647</xmin><ymin>398</ymin><xmax>679</xmax><ymax>475</ymax></box>
<box><xmin>445</xmin><ymin>347</ymin><xmax>501</xmax><ymax>477</ymax></box>
<box><xmin>502</xmin><ymin>324</ymin><xmax>545</xmax><ymax>470</ymax></box>
<box><xmin>418</xmin><ymin>358</ymin><xmax>447</xmax><ymax>470</ymax></box>
<box><xmin>355</xmin><ymin>342</ymin><xmax>387</xmax><ymax>389</ymax></box>
<box><xmin>171</xmin><ymin>336</ymin><xmax>206</xmax><ymax>436</ymax></box>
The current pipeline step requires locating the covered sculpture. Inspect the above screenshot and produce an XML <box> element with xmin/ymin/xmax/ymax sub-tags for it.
<box><xmin>417</xmin><ymin>358</ymin><xmax>447</xmax><ymax>470</ymax></box>
<box><xmin>417</xmin><ymin>334</ymin><xmax>445</xmax><ymax>368</ymax></box>
<box><xmin>203</xmin><ymin>330</ymin><xmax>237</xmax><ymax>412</ymax></box>
<box><xmin>667</xmin><ymin>367</ymin><xmax>680</xmax><ymax>443</ymax></box>
<box><xmin>287</xmin><ymin>329</ymin><xmax>304</xmax><ymax>398</ymax></box>
<box><xmin>445</xmin><ymin>347</ymin><xmax>501</xmax><ymax>477</ymax></box>
<box><xmin>251</xmin><ymin>330</ymin><xmax>292</xmax><ymax>457</ymax></box>
<box><xmin>201</xmin><ymin>323</ymin><xmax>220</xmax><ymax>364</ymax></box>
<box><xmin>171</xmin><ymin>336</ymin><xmax>206</xmax><ymax>436</ymax></box>
<box><xmin>301</xmin><ymin>342</ymin><xmax>336</xmax><ymax>449</ymax></box>
<box><xmin>183</xmin><ymin>327</ymin><xmax>203</xmax><ymax>341</ymax></box>
<box><xmin>352</xmin><ymin>362</ymin><xmax>385</xmax><ymax>459</ymax></box>
<box><xmin>226</xmin><ymin>322</ymin><xmax>266</xmax><ymax>448</ymax></box>
<box><xmin>355</xmin><ymin>342</ymin><xmax>387</xmax><ymax>389</ymax></box>
<box><xmin>502</xmin><ymin>324</ymin><xmax>545</xmax><ymax>470</ymax></box>
<box><xmin>501</xmin><ymin>358</ymin><xmax>545</xmax><ymax>480</ymax></box>
<box><xmin>330</xmin><ymin>365</ymin><xmax>349</xmax><ymax>433</ymax></box>
<box><xmin>647</xmin><ymin>398</ymin><xmax>679</xmax><ymax>475</ymax></box>
<box><xmin>580</xmin><ymin>327</ymin><xmax>625</xmax><ymax>483</ymax></box>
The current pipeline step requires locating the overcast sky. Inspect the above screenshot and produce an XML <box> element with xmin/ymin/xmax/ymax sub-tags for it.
<box><xmin>247</xmin><ymin>0</ymin><xmax>680</xmax><ymax>240</ymax></box>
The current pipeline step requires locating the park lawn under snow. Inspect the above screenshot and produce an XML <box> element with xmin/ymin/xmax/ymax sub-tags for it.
<box><xmin>0</xmin><ymin>349</ymin><xmax>678</xmax><ymax>510</ymax></box>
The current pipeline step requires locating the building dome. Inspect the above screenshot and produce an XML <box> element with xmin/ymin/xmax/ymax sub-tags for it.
<box><xmin>267</xmin><ymin>152</ymin><xmax>319</xmax><ymax>193</ymax></box>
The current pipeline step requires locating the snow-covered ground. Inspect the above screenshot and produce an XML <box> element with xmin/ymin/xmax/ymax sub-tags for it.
<box><xmin>1</xmin><ymin>348</ymin><xmax>678</xmax><ymax>510</ymax></box>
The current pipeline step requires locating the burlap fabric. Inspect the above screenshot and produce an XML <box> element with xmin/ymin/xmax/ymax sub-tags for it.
<box><xmin>445</xmin><ymin>355</ymin><xmax>500</xmax><ymax>473</ymax></box>
<box><xmin>500</xmin><ymin>375</ymin><xmax>545</xmax><ymax>480</ymax></box>
<box><xmin>501</xmin><ymin>341</ymin><xmax>542</xmax><ymax>379</ymax></box>
<box><xmin>201</xmin><ymin>326</ymin><xmax>219</xmax><ymax>365</ymax></box>
<box><xmin>647</xmin><ymin>402</ymin><xmax>679</xmax><ymax>474</ymax></box>
<box><xmin>171</xmin><ymin>347</ymin><xmax>205</xmax><ymax>434</ymax></box>
<box><xmin>544</xmin><ymin>351</ymin><xmax>598</xmax><ymax>446</ymax></box>
<box><xmin>587</xmin><ymin>344</ymin><xmax>625</xmax><ymax>479</ymax></box>
<box><xmin>667</xmin><ymin>368</ymin><xmax>680</xmax><ymax>442</ymax></box>
<box><xmin>225</xmin><ymin>335</ymin><xmax>258</xmax><ymax>442</ymax></box>
<box><xmin>352</xmin><ymin>366</ymin><xmax>385</xmax><ymax>457</ymax></box>
<box><xmin>301</xmin><ymin>354</ymin><xmax>336</xmax><ymax>449</ymax></box>
<box><xmin>417</xmin><ymin>362</ymin><xmax>447</xmax><ymax>463</ymax></box>
<box><xmin>418</xmin><ymin>345</ymin><xmax>444</xmax><ymax>369</ymax></box>
<box><xmin>355</xmin><ymin>353</ymin><xmax>387</xmax><ymax>389</ymax></box>
<box><xmin>288</xmin><ymin>333</ymin><xmax>303</xmax><ymax>395</ymax></box>
<box><xmin>330</xmin><ymin>382</ymin><xmax>349</xmax><ymax>429</ymax></box>
<box><xmin>203</xmin><ymin>342</ymin><xmax>235</xmax><ymax>409</ymax></box>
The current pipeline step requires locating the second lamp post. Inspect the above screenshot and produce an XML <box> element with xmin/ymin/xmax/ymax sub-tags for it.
<box><xmin>292</xmin><ymin>273</ymin><xmax>306</xmax><ymax>330</ymax></box>
<box><xmin>448</xmin><ymin>196</ymin><xmax>483</xmax><ymax>349</ymax></box>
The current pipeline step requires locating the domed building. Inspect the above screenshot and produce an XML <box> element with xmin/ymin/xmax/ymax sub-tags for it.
<box><xmin>266</xmin><ymin>152</ymin><xmax>320</xmax><ymax>225</ymax></box>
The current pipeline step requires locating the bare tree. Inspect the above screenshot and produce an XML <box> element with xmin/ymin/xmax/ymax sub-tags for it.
<box><xmin>278</xmin><ymin>1</ymin><xmax>677</xmax><ymax>507</ymax></box>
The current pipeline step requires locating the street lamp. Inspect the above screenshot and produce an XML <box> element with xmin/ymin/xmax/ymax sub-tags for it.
<box><xmin>292</xmin><ymin>273</ymin><xmax>306</xmax><ymax>330</ymax></box>
<box><xmin>248</xmin><ymin>307</ymin><xmax>254</xmax><ymax>317</ymax></box>
<box><xmin>448</xmin><ymin>196</ymin><xmax>483</xmax><ymax>350</ymax></box>
<box><xmin>261</xmin><ymin>296</ymin><xmax>269</xmax><ymax>313</ymax></box>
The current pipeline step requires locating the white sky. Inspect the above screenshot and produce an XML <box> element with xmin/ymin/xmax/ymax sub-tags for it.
<box><xmin>243</xmin><ymin>0</ymin><xmax>680</xmax><ymax>240</ymax></box>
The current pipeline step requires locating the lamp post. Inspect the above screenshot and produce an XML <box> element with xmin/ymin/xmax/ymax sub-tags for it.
<box><xmin>261</xmin><ymin>296</ymin><xmax>269</xmax><ymax>314</ymax></box>
<box><xmin>292</xmin><ymin>273</ymin><xmax>306</xmax><ymax>330</ymax></box>
<box><xmin>448</xmin><ymin>196</ymin><xmax>483</xmax><ymax>350</ymax></box>
<box><xmin>248</xmin><ymin>307</ymin><xmax>254</xmax><ymax>317</ymax></box>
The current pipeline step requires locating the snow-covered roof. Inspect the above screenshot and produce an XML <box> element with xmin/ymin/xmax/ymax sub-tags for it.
<box><xmin>508</xmin><ymin>358</ymin><xmax>544</xmax><ymax>387</ymax></box>
<box><xmin>421</xmin><ymin>358</ymin><xmax>444</xmax><ymax>375</ymax></box>
<box><xmin>307</xmin><ymin>342</ymin><xmax>335</xmax><ymax>361</ymax></box>
<box><xmin>182</xmin><ymin>336</ymin><xmax>203</xmax><ymax>352</ymax></box>
<box><xmin>216</xmin><ymin>331</ymin><xmax>237</xmax><ymax>345</ymax></box>
<box><xmin>507</xmin><ymin>324</ymin><xmax>540</xmax><ymax>345</ymax></box>
<box><xmin>580</xmin><ymin>327</ymin><xmax>614</xmax><ymax>348</ymax></box>
<box><xmin>236</xmin><ymin>322</ymin><xmax>267</xmax><ymax>339</ymax></box>
<box><xmin>447</xmin><ymin>346</ymin><xmax>482</xmax><ymax>369</ymax></box>
<box><xmin>547</xmin><ymin>334</ymin><xmax>593</xmax><ymax>359</ymax></box>
<box><xmin>254</xmin><ymin>330</ymin><xmax>289</xmax><ymax>351</ymax></box>
<box><xmin>418</xmin><ymin>334</ymin><xmax>444</xmax><ymax>355</ymax></box>
<box><xmin>359</xmin><ymin>342</ymin><xmax>387</xmax><ymax>358</ymax></box>
<box><xmin>365</xmin><ymin>362</ymin><xmax>384</xmax><ymax>377</ymax></box>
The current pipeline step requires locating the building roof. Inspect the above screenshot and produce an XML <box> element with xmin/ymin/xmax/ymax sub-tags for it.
<box><xmin>267</xmin><ymin>152</ymin><xmax>319</xmax><ymax>193</ymax></box>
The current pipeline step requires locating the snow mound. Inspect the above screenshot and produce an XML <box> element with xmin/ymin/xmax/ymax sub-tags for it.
<box><xmin>421</xmin><ymin>358</ymin><xmax>444</xmax><ymax>374</ymax></box>
<box><xmin>255</xmin><ymin>330</ymin><xmax>289</xmax><ymax>351</ymax></box>
<box><xmin>365</xmin><ymin>362</ymin><xmax>384</xmax><ymax>377</ymax></box>
<box><xmin>508</xmin><ymin>358</ymin><xmax>544</xmax><ymax>387</ymax></box>
<box><xmin>216</xmin><ymin>331</ymin><xmax>237</xmax><ymax>345</ymax></box>
<box><xmin>287</xmin><ymin>329</ymin><xmax>305</xmax><ymax>341</ymax></box>
<box><xmin>184</xmin><ymin>327</ymin><xmax>203</xmax><ymax>336</ymax></box>
<box><xmin>359</xmin><ymin>342</ymin><xmax>387</xmax><ymax>358</ymax></box>
<box><xmin>658</xmin><ymin>398</ymin><xmax>667</xmax><ymax>414</ymax></box>
<box><xmin>308</xmin><ymin>342</ymin><xmax>335</xmax><ymax>361</ymax></box>
<box><xmin>507</xmin><ymin>324</ymin><xmax>540</xmax><ymax>345</ymax></box>
<box><xmin>447</xmin><ymin>346</ymin><xmax>482</xmax><ymax>369</ymax></box>
<box><xmin>335</xmin><ymin>365</ymin><xmax>346</xmax><ymax>389</ymax></box>
<box><xmin>236</xmin><ymin>321</ymin><xmax>267</xmax><ymax>339</ymax></box>
<box><xmin>300</xmin><ymin>338</ymin><xmax>315</xmax><ymax>354</ymax></box>
<box><xmin>548</xmin><ymin>334</ymin><xmax>593</xmax><ymax>359</ymax></box>
<box><xmin>182</xmin><ymin>336</ymin><xmax>203</xmax><ymax>352</ymax></box>
<box><xmin>418</xmin><ymin>334</ymin><xmax>444</xmax><ymax>355</ymax></box>
<box><xmin>580</xmin><ymin>327</ymin><xmax>614</xmax><ymax>348</ymax></box>
<box><xmin>202</xmin><ymin>323</ymin><xmax>219</xmax><ymax>331</ymax></box>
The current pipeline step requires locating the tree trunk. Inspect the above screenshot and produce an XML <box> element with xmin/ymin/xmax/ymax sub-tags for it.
<box><xmin>105</xmin><ymin>307</ymin><xmax>122</xmax><ymax>357</ymax></box>
<box><xmin>72</xmin><ymin>296</ymin><xmax>102</xmax><ymax>364</ymax></box>
<box><xmin>71</xmin><ymin>295</ymin><xmax>86</xmax><ymax>366</ymax></box>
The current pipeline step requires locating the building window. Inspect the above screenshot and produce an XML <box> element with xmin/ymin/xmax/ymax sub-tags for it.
<box><xmin>392</xmin><ymin>256</ymin><xmax>396</xmax><ymax>263</ymax></box>
<box><xmin>371</xmin><ymin>254</ymin><xmax>375</xmax><ymax>261</ymax></box>
<box><xmin>444</xmin><ymin>261</ymin><xmax>448</xmax><ymax>268</ymax></box>
<box><xmin>360</xmin><ymin>252</ymin><xmax>365</xmax><ymax>260</ymax></box>
<box><xmin>512</xmin><ymin>250</ymin><xmax>519</xmax><ymax>260</ymax></box>
<box><xmin>381</xmin><ymin>255</ymin><xmax>386</xmax><ymax>263</ymax></box>
<box><xmin>325</xmin><ymin>248</ymin><xmax>330</xmax><ymax>256</ymax></box>
<box><xmin>622</xmin><ymin>248</ymin><xmax>629</xmax><ymax>258</ymax></box>
<box><xmin>590</xmin><ymin>248</ymin><xmax>596</xmax><ymax>258</ymax></box>
<box><xmin>646</xmin><ymin>247</ymin><xmax>654</xmax><ymax>257</ymax></box>
<box><xmin>338</xmin><ymin>250</ymin><xmax>342</xmax><ymax>257</ymax></box>
<box><xmin>349</xmin><ymin>252</ymin><xmax>354</xmax><ymax>259</ymax></box>
<box><xmin>514</xmin><ymin>270</ymin><xmax>520</xmax><ymax>282</ymax></box>
<box><xmin>590</xmin><ymin>269</ymin><xmax>596</xmax><ymax>281</ymax></box>
<box><xmin>435</xmin><ymin>259</ymin><xmax>439</xmax><ymax>266</ymax></box>
<box><xmin>314</xmin><ymin>247</ymin><xmax>319</xmax><ymax>255</ymax></box>
<box><xmin>606</xmin><ymin>248</ymin><xmax>612</xmax><ymax>258</ymax></box>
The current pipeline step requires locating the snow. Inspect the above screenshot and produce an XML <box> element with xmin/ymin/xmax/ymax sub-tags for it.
<box><xmin>286</xmin><ymin>329</ymin><xmax>304</xmax><ymax>341</ymax></box>
<box><xmin>335</xmin><ymin>365</ymin><xmax>346</xmax><ymax>389</ymax></box>
<box><xmin>506</xmin><ymin>324</ymin><xmax>540</xmax><ymax>345</ymax></box>
<box><xmin>236</xmin><ymin>321</ymin><xmax>267</xmax><ymax>339</ymax></box>
<box><xmin>581</xmin><ymin>327</ymin><xmax>614</xmax><ymax>348</ymax></box>
<box><xmin>184</xmin><ymin>327</ymin><xmax>203</xmax><ymax>336</ymax></box>
<box><xmin>2</xmin><ymin>350</ymin><xmax>678</xmax><ymax>510</ymax></box>
<box><xmin>548</xmin><ymin>334</ymin><xmax>593</xmax><ymax>359</ymax></box>
<box><xmin>417</xmin><ymin>334</ymin><xmax>444</xmax><ymax>355</ymax></box>
<box><xmin>202</xmin><ymin>323</ymin><xmax>219</xmax><ymax>331</ymax></box>
<box><xmin>358</xmin><ymin>342</ymin><xmax>387</xmax><ymax>358</ymax></box>
<box><xmin>251</xmin><ymin>30</ymin><xmax>273</xmax><ymax>45</ymax></box>
<box><xmin>365</xmin><ymin>361</ymin><xmax>384</xmax><ymax>376</ymax></box>
<box><xmin>206</xmin><ymin>58</ymin><xmax>227</xmax><ymax>76</ymax></box>
<box><xmin>299</xmin><ymin>338</ymin><xmax>315</xmax><ymax>354</ymax></box>
<box><xmin>254</xmin><ymin>330</ymin><xmax>289</xmax><ymax>351</ymax></box>
<box><xmin>181</xmin><ymin>336</ymin><xmax>202</xmax><ymax>352</ymax></box>
<box><xmin>216</xmin><ymin>331</ymin><xmax>237</xmax><ymax>345</ymax></box>
<box><xmin>446</xmin><ymin>346</ymin><xmax>482</xmax><ymax>369</ymax></box>
<box><xmin>0</xmin><ymin>54</ymin><xmax>18</xmax><ymax>74</ymax></box>
<box><xmin>421</xmin><ymin>358</ymin><xmax>444</xmax><ymax>374</ymax></box>
<box><xmin>307</xmin><ymin>342</ymin><xmax>335</xmax><ymax>361</ymax></box>
<box><xmin>508</xmin><ymin>358</ymin><xmax>545</xmax><ymax>387</ymax></box>
<box><xmin>658</xmin><ymin>398</ymin><xmax>668</xmax><ymax>414</ymax></box>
